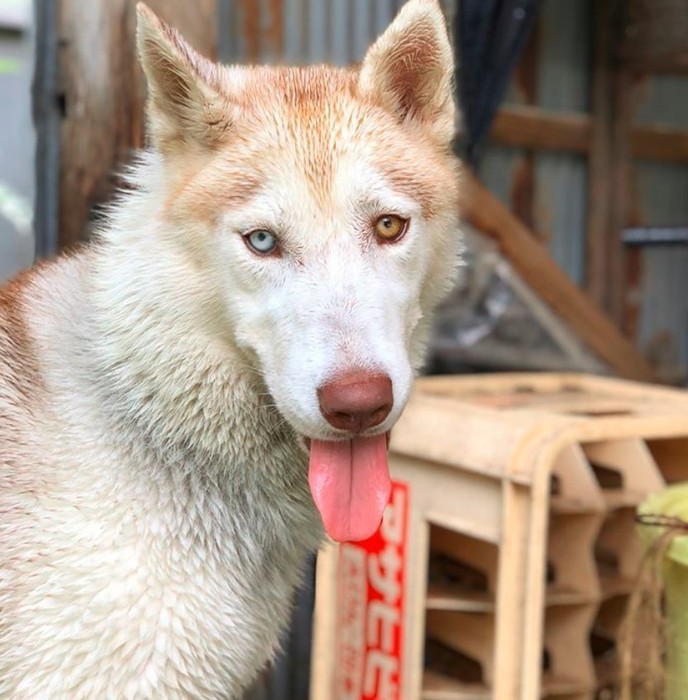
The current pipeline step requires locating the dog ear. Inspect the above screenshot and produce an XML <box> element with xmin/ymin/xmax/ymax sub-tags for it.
<box><xmin>136</xmin><ymin>3</ymin><xmax>232</xmax><ymax>153</ymax></box>
<box><xmin>359</xmin><ymin>0</ymin><xmax>455</xmax><ymax>143</ymax></box>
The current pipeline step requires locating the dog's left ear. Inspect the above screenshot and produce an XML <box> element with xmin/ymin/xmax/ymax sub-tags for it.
<box><xmin>136</xmin><ymin>3</ymin><xmax>233</xmax><ymax>154</ymax></box>
<box><xmin>359</xmin><ymin>0</ymin><xmax>455</xmax><ymax>144</ymax></box>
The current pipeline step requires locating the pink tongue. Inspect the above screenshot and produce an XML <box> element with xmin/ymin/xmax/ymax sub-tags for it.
<box><xmin>308</xmin><ymin>434</ymin><xmax>391</xmax><ymax>543</ymax></box>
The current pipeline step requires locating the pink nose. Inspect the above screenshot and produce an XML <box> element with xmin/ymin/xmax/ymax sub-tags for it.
<box><xmin>318</xmin><ymin>371</ymin><xmax>393</xmax><ymax>433</ymax></box>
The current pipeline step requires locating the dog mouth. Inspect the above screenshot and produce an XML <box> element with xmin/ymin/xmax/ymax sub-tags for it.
<box><xmin>303</xmin><ymin>430</ymin><xmax>392</xmax><ymax>544</ymax></box>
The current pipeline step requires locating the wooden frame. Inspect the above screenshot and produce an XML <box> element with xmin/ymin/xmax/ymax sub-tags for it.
<box><xmin>34</xmin><ymin>0</ymin><xmax>219</xmax><ymax>253</ymax></box>
<box><xmin>459</xmin><ymin>172</ymin><xmax>656</xmax><ymax>382</ymax></box>
<box><xmin>311</xmin><ymin>373</ymin><xmax>688</xmax><ymax>699</ymax></box>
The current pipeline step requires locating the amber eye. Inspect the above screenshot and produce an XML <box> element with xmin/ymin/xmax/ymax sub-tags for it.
<box><xmin>374</xmin><ymin>214</ymin><xmax>408</xmax><ymax>243</ymax></box>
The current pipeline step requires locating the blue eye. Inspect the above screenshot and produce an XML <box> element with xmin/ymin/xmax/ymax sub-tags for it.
<box><xmin>244</xmin><ymin>229</ymin><xmax>279</xmax><ymax>255</ymax></box>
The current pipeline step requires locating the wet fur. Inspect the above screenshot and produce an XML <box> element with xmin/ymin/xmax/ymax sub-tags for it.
<box><xmin>0</xmin><ymin>1</ymin><xmax>460</xmax><ymax>697</ymax></box>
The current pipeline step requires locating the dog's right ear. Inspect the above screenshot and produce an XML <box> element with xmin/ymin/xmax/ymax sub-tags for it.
<box><xmin>136</xmin><ymin>3</ymin><xmax>233</xmax><ymax>153</ymax></box>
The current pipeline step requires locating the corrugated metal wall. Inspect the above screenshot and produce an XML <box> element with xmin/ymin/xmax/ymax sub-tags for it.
<box><xmin>219</xmin><ymin>0</ymin><xmax>454</xmax><ymax>65</ymax></box>
<box><xmin>634</xmin><ymin>76</ymin><xmax>688</xmax><ymax>375</ymax></box>
<box><xmin>477</xmin><ymin>0</ymin><xmax>591</xmax><ymax>286</ymax></box>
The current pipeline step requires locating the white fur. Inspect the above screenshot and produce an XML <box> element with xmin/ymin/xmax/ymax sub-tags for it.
<box><xmin>0</xmin><ymin>0</ymin><xmax>460</xmax><ymax>697</ymax></box>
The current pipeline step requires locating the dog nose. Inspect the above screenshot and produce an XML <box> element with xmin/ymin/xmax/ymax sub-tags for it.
<box><xmin>318</xmin><ymin>371</ymin><xmax>393</xmax><ymax>433</ymax></box>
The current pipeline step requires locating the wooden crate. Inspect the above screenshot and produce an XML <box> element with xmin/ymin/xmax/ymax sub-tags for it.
<box><xmin>310</xmin><ymin>373</ymin><xmax>688</xmax><ymax>700</ymax></box>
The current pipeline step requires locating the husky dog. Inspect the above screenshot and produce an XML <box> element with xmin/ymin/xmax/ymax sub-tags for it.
<box><xmin>0</xmin><ymin>0</ymin><xmax>460</xmax><ymax>696</ymax></box>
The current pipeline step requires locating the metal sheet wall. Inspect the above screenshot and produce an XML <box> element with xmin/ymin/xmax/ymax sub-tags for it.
<box><xmin>220</xmin><ymin>0</ymin><xmax>455</xmax><ymax>66</ymax></box>
<box><xmin>478</xmin><ymin>0</ymin><xmax>590</xmax><ymax>286</ymax></box>
<box><xmin>634</xmin><ymin>76</ymin><xmax>688</xmax><ymax>374</ymax></box>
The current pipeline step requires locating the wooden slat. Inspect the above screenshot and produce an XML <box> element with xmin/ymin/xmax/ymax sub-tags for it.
<box><xmin>57</xmin><ymin>0</ymin><xmax>218</xmax><ymax>249</ymax></box>
<box><xmin>471</xmin><ymin>106</ymin><xmax>688</xmax><ymax>165</ymax></box>
<box><xmin>460</xmin><ymin>172</ymin><xmax>656</xmax><ymax>382</ymax></box>
<box><xmin>619</xmin><ymin>0</ymin><xmax>688</xmax><ymax>74</ymax></box>
<box><xmin>510</xmin><ymin>24</ymin><xmax>540</xmax><ymax>234</ymax></box>
<box><xmin>421</xmin><ymin>671</ymin><xmax>491</xmax><ymax>700</ymax></box>
<box><xmin>488</xmin><ymin>105</ymin><xmax>591</xmax><ymax>154</ymax></box>
<box><xmin>608</xmin><ymin>68</ymin><xmax>634</xmax><ymax>328</ymax></box>
<box><xmin>631</xmin><ymin>122</ymin><xmax>688</xmax><ymax>162</ymax></box>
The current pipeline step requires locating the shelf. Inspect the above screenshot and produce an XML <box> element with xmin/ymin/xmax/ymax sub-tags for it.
<box><xmin>545</xmin><ymin>587</ymin><xmax>597</xmax><ymax>607</ymax></box>
<box><xmin>421</xmin><ymin>670</ymin><xmax>591</xmax><ymax>699</ymax></box>
<box><xmin>602</xmin><ymin>489</ymin><xmax>646</xmax><ymax>509</ymax></box>
<box><xmin>549</xmin><ymin>495</ymin><xmax>603</xmax><ymax>514</ymax></box>
<box><xmin>541</xmin><ymin>674</ymin><xmax>593</xmax><ymax>697</ymax></box>
<box><xmin>422</xmin><ymin>671</ymin><xmax>492</xmax><ymax>700</ymax></box>
<box><xmin>426</xmin><ymin>584</ymin><xmax>494</xmax><ymax>613</ymax></box>
<box><xmin>427</xmin><ymin>584</ymin><xmax>595</xmax><ymax>615</ymax></box>
<box><xmin>599</xmin><ymin>573</ymin><xmax>634</xmax><ymax>599</ymax></box>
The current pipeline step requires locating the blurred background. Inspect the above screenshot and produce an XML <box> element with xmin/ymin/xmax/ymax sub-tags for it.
<box><xmin>2</xmin><ymin>0</ymin><xmax>688</xmax><ymax>697</ymax></box>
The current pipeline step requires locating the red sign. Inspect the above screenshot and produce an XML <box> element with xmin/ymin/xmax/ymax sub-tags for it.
<box><xmin>334</xmin><ymin>481</ymin><xmax>409</xmax><ymax>700</ymax></box>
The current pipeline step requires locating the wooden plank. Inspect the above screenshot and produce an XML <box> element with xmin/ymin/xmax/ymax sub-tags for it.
<box><xmin>487</xmin><ymin>105</ymin><xmax>591</xmax><ymax>154</ymax></box>
<box><xmin>510</xmin><ymin>23</ymin><xmax>540</xmax><ymax>235</ymax></box>
<box><xmin>585</xmin><ymin>0</ymin><xmax>613</xmax><ymax>307</ymax></box>
<box><xmin>631</xmin><ymin>122</ymin><xmax>688</xmax><ymax>162</ymax></box>
<box><xmin>607</xmin><ymin>68</ymin><xmax>634</xmax><ymax>328</ymax></box>
<box><xmin>619</xmin><ymin>0</ymin><xmax>688</xmax><ymax>74</ymax></box>
<box><xmin>460</xmin><ymin>171</ymin><xmax>656</xmax><ymax>382</ymax></box>
<box><xmin>468</xmin><ymin>106</ymin><xmax>688</xmax><ymax>164</ymax></box>
<box><xmin>57</xmin><ymin>0</ymin><xmax>218</xmax><ymax>249</ymax></box>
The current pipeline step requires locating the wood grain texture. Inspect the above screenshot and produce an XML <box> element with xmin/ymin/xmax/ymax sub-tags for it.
<box><xmin>470</xmin><ymin>106</ymin><xmax>688</xmax><ymax>165</ymax></box>
<box><xmin>57</xmin><ymin>0</ymin><xmax>218</xmax><ymax>249</ymax></box>
<box><xmin>460</xmin><ymin>172</ymin><xmax>656</xmax><ymax>382</ymax></box>
<box><xmin>619</xmin><ymin>0</ymin><xmax>688</xmax><ymax>73</ymax></box>
<box><xmin>488</xmin><ymin>105</ymin><xmax>591</xmax><ymax>154</ymax></box>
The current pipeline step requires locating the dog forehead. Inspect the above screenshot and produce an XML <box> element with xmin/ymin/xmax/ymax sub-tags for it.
<box><xmin>252</xmin><ymin>67</ymin><xmax>378</xmax><ymax>201</ymax></box>
<box><xmin>208</xmin><ymin>64</ymin><xmax>458</xmax><ymax>221</ymax></box>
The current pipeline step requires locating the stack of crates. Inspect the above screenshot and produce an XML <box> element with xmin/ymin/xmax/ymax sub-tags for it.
<box><xmin>310</xmin><ymin>374</ymin><xmax>688</xmax><ymax>700</ymax></box>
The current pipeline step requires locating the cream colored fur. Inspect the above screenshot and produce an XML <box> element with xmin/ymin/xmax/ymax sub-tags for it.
<box><xmin>0</xmin><ymin>1</ymin><xmax>461</xmax><ymax>697</ymax></box>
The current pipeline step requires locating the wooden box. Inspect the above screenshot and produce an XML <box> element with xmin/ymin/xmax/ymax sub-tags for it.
<box><xmin>310</xmin><ymin>374</ymin><xmax>688</xmax><ymax>700</ymax></box>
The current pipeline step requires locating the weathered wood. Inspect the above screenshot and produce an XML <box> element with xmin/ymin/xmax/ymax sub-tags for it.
<box><xmin>619</xmin><ymin>0</ymin><xmax>688</xmax><ymax>74</ymax></box>
<box><xmin>487</xmin><ymin>105</ymin><xmax>591</xmax><ymax>154</ymax></box>
<box><xmin>464</xmin><ymin>105</ymin><xmax>688</xmax><ymax>165</ymax></box>
<box><xmin>510</xmin><ymin>24</ymin><xmax>540</xmax><ymax>236</ymax></box>
<box><xmin>585</xmin><ymin>0</ymin><xmax>614</xmax><ymax>307</ymax></box>
<box><xmin>608</xmin><ymin>68</ymin><xmax>635</xmax><ymax>329</ymax></box>
<box><xmin>312</xmin><ymin>373</ymin><xmax>688</xmax><ymax>699</ymax></box>
<box><xmin>631</xmin><ymin>122</ymin><xmax>688</xmax><ymax>162</ymax></box>
<box><xmin>57</xmin><ymin>0</ymin><xmax>218</xmax><ymax>249</ymax></box>
<box><xmin>460</xmin><ymin>171</ymin><xmax>656</xmax><ymax>382</ymax></box>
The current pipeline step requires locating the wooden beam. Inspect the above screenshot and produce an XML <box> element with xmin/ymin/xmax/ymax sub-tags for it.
<box><xmin>488</xmin><ymin>105</ymin><xmax>591</xmax><ymax>154</ymax></box>
<box><xmin>631</xmin><ymin>122</ymin><xmax>688</xmax><ymax>162</ymax></box>
<box><xmin>460</xmin><ymin>171</ymin><xmax>656</xmax><ymax>383</ymax></box>
<box><xmin>56</xmin><ymin>0</ymin><xmax>218</xmax><ymax>250</ymax></box>
<box><xmin>477</xmin><ymin>106</ymin><xmax>688</xmax><ymax>164</ymax></box>
<box><xmin>510</xmin><ymin>23</ymin><xmax>540</xmax><ymax>236</ymax></box>
<box><xmin>620</xmin><ymin>0</ymin><xmax>688</xmax><ymax>75</ymax></box>
<box><xmin>608</xmin><ymin>68</ymin><xmax>634</xmax><ymax>329</ymax></box>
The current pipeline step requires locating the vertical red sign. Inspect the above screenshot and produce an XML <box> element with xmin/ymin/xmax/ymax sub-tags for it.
<box><xmin>334</xmin><ymin>481</ymin><xmax>409</xmax><ymax>700</ymax></box>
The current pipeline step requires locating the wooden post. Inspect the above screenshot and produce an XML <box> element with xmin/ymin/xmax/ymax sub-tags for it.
<box><xmin>39</xmin><ymin>0</ymin><xmax>218</xmax><ymax>252</ymax></box>
<box><xmin>510</xmin><ymin>24</ymin><xmax>540</xmax><ymax>237</ymax></box>
<box><xmin>608</xmin><ymin>66</ymin><xmax>635</xmax><ymax>329</ymax></box>
<box><xmin>585</xmin><ymin>0</ymin><xmax>614</xmax><ymax>308</ymax></box>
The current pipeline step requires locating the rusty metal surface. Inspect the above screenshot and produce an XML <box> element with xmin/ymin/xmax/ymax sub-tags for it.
<box><xmin>222</xmin><ymin>0</ymin><xmax>453</xmax><ymax>65</ymax></box>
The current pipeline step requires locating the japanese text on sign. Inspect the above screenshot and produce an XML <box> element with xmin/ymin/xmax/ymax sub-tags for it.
<box><xmin>335</xmin><ymin>481</ymin><xmax>409</xmax><ymax>700</ymax></box>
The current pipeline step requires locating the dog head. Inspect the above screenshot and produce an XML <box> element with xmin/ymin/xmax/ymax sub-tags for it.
<box><xmin>136</xmin><ymin>0</ymin><xmax>461</xmax><ymax>540</ymax></box>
